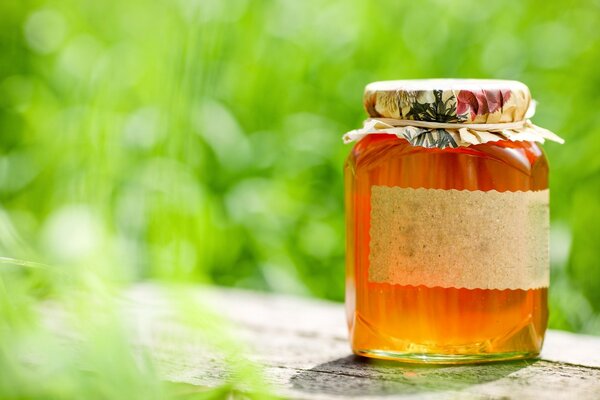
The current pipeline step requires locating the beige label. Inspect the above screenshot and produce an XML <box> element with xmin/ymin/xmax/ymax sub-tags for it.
<box><xmin>369</xmin><ymin>186</ymin><xmax>549</xmax><ymax>290</ymax></box>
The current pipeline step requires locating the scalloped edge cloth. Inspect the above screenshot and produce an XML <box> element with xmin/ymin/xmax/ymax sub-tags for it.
<box><xmin>344</xmin><ymin>79</ymin><xmax>564</xmax><ymax>149</ymax></box>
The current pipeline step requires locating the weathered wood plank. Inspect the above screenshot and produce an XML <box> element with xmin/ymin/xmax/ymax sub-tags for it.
<box><xmin>123</xmin><ymin>284</ymin><xmax>600</xmax><ymax>400</ymax></box>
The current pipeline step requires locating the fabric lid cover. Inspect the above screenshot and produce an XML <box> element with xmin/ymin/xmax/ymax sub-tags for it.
<box><xmin>363</xmin><ymin>79</ymin><xmax>531</xmax><ymax>124</ymax></box>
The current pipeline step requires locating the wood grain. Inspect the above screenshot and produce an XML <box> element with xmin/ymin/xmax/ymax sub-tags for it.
<box><xmin>121</xmin><ymin>284</ymin><xmax>600</xmax><ymax>400</ymax></box>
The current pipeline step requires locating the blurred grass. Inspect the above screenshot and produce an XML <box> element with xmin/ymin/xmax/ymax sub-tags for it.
<box><xmin>0</xmin><ymin>0</ymin><xmax>599</xmax><ymax>397</ymax></box>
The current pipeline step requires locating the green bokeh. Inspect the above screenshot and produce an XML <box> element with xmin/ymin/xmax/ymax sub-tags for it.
<box><xmin>0</xmin><ymin>1</ymin><xmax>599</xmax><ymax>394</ymax></box>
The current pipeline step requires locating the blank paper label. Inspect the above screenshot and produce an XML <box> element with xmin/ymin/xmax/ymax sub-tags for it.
<box><xmin>369</xmin><ymin>186</ymin><xmax>549</xmax><ymax>290</ymax></box>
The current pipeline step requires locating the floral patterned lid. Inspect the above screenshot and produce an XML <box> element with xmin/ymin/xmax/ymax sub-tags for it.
<box><xmin>345</xmin><ymin>78</ymin><xmax>564</xmax><ymax>148</ymax></box>
<box><xmin>363</xmin><ymin>79</ymin><xmax>532</xmax><ymax>124</ymax></box>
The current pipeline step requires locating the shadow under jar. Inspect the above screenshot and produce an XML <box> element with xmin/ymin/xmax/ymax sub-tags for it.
<box><xmin>344</xmin><ymin>79</ymin><xmax>564</xmax><ymax>364</ymax></box>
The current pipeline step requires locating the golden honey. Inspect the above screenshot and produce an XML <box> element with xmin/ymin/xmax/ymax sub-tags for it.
<box><xmin>344</xmin><ymin>80</ymin><xmax>562</xmax><ymax>363</ymax></box>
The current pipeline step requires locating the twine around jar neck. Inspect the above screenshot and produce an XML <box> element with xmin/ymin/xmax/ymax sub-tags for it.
<box><xmin>363</xmin><ymin>117</ymin><xmax>528</xmax><ymax>131</ymax></box>
<box><xmin>342</xmin><ymin>100</ymin><xmax>565</xmax><ymax>146</ymax></box>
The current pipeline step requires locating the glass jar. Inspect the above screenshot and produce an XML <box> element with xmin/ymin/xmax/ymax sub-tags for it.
<box><xmin>344</xmin><ymin>79</ymin><xmax>563</xmax><ymax>364</ymax></box>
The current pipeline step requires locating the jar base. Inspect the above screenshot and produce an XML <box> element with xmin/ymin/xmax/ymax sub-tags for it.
<box><xmin>354</xmin><ymin>349</ymin><xmax>539</xmax><ymax>365</ymax></box>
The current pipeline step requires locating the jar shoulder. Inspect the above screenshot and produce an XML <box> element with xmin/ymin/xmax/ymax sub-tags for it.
<box><xmin>346</xmin><ymin>135</ymin><xmax>547</xmax><ymax>172</ymax></box>
<box><xmin>344</xmin><ymin>135</ymin><xmax>548</xmax><ymax>192</ymax></box>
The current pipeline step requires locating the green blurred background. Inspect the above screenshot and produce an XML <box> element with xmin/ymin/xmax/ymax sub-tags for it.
<box><xmin>0</xmin><ymin>0</ymin><xmax>600</xmax><ymax>399</ymax></box>
<box><xmin>2</xmin><ymin>0</ymin><xmax>600</xmax><ymax>329</ymax></box>
<box><xmin>0</xmin><ymin>1</ymin><xmax>599</xmax><ymax>394</ymax></box>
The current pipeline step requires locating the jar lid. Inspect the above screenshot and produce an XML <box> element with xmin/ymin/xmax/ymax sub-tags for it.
<box><xmin>363</xmin><ymin>79</ymin><xmax>531</xmax><ymax>124</ymax></box>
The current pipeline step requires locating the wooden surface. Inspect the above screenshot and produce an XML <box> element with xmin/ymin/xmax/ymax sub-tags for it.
<box><xmin>122</xmin><ymin>284</ymin><xmax>600</xmax><ymax>400</ymax></box>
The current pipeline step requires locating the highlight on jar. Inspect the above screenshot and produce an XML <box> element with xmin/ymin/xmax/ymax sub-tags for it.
<box><xmin>343</xmin><ymin>79</ymin><xmax>565</xmax><ymax>364</ymax></box>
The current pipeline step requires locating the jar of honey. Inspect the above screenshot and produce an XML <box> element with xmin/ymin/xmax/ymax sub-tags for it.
<box><xmin>343</xmin><ymin>79</ymin><xmax>564</xmax><ymax>363</ymax></box>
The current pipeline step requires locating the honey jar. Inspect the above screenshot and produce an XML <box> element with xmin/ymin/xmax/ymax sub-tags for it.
<box><xmin>344</xmin><ymin>79</ymin><xmax>564</xmax><ymax>363</ymax></box>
